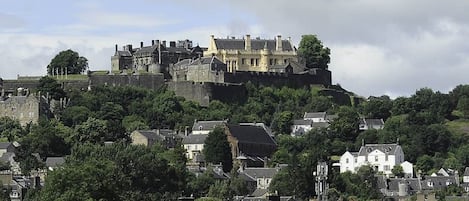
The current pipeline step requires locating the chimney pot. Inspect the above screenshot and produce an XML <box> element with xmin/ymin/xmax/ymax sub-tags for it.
<box><xmin>140</xmin><ymin>41</ymin><xmax>143</xmax><ymax>48</ymax></box>
<box><xmin>245</xmin><ymin>34</ymin><xmax>251</xmax><ymax>50</ymax></box>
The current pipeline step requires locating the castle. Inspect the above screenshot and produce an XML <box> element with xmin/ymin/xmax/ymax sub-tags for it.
<box><xmin>111</xmin><ymin>39</ymin><xmax>204</xmax><ymax>76</ymax></box>
<box><xmin>2</xmin><ymin>34</ymin><xmax>332</xmax><ymax>107</ymax></box>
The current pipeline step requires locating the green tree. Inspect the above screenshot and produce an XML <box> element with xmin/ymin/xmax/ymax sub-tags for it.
<box><xmin>37</xmin><ymin>76</ymin><xmax>66</xmax><ymax>100</ymax></box>
<box><xmin>330</xmin><ymin>106</ymin><xmax>360</xmax><ymax>141</ymax></box>
<box><xmin>298</xmin><ymin>34</ymin><xmax>331</xmax><ymax>70</ymax></box>
<box><xmin>271</xmin><ymin>111</ymin><xmax>294</xmax><ymax>135</ymax></box>
<box><xmin>391</xmin><ymin>165</ymin><xmax>405</xmax><ymax>178</ymax></box>
<box><xmin>60</xmin><ymin>106</ymin><xmax>92</xmax><ymax>127</ymax></box>
<box><xmin>47</xmin><ymin>49</ymin><xmax>88</xmax><ymax>75</ymax></box>
<box><xmin>122</xmin><ymin>115</ymin><xmax>149</xmax><ymax>133</ymax></box>
<box><xmin>203</xmin><ymin>126</ymin><xmax>233</xmax><ymax>172</ymax></box>
<box><xmin>457</xmin><ymin>95</ymin><xmax>469</xmax><ymax>118</ymax></box>
<box><xmin>0</xmin><ymin>117</ymin><xmax>25</xmax><ymax>141</ymax></box>
<box><xmin>73</xmin><ymin>117</ymin><xmax>109</xmax><ymax>144</ymax></box>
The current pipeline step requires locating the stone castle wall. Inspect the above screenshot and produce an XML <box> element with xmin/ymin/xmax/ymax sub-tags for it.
<box><xmin>88</xmin><ymin>74</ymin><xmax>165</xmax><ymax>90</ymax></box>
<box><xmin>167</xmin><ymin>81</ymin><xmax>247</xmax><ymax>107</ymax></box>
<box><xmin>224</xmin><ymin>68</ymin><xmax>331</xmax><ymax>88</ymax></box>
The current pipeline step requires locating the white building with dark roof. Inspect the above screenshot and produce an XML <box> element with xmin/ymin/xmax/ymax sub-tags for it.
<box><xmin>339</xmin><ymin>143</ymin><xmax>413</xmax><ymax>177</ymax></box>
<box><xmin>359</xmin><ymin>118</ymin><xmax>385</xmax><ymax>130</ymax></box>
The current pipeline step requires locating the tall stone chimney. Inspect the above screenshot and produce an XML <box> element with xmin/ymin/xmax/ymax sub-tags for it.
<box><xmin>276</xmin><ymin>35</ymin><xmax>282</xmax><ymax>51</ymax></box>
<box><xmin>140</xmin><ymin>41</ymin><xmax>144</xmax><ymax>48</ymax></box>
<box><xmin>162</xmin><ymin>40</ymin><xmax>167</xmax><ymax>47</ymax></box>
<box><xmin>115</xmin><ymin>44</ymin><xmax>118</xmax><ymax>52</ymax></box>
<box><xmin>245</xmin><ymin>34</ymin><xmax>251</xmax><ymax>50</ymax></box>
<box><xmin>152</xmin><ymin>40</ymin><xmax>155</xmax><ymax>46</ymax></box>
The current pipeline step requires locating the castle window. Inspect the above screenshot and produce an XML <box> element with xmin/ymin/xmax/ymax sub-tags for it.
<box><xmin>251</xmin><ymin>58</ymin><xmax>254</xmax><ymax>65</ymax></box>
<box><xmin>284</xmin><ymin>59</ymin><xmax>288</xmax><ymax>64</ymax></box>
<box><xmin>241</xmin><ymin>58</ymin><xmax>245</xmax><ymax>65</ymax></box>
<box><xmin>274</xmin><ymin>59</ymin><xmax>277</xmax><ymax>64</ymax></box>
<box><xmin>255</xmin><ymin>59</ymin><xmax>259</xmax><ymax>66</ymax></box>
<box><xmin>269</xmin><ymin>59</ymin><xmax>274</xmax><ymax>65</ymax></box>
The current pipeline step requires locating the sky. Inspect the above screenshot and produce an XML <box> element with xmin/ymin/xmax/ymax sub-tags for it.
<box><xmin>1</xmin><ymin>0</ymin><xmax>469</xmax><ymax>98</ymax></box>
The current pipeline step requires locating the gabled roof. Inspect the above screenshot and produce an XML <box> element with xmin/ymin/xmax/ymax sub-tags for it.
<box><xmin>358</xmin><ymin>143</ymin><xmax>400</xmax><ymax>156</ymax></box>
<box><xmin>0</xmin><ymin>152</ymin><xmax>15</xmax><ymax>163</ymax></box>
<box><xmin>386</xmin><ymin>178</ymin><xmax>422</xmax><ymax>192</ymax></box>
<box><xmin>116</xmin><ymin>50</ymin><xmax>132</xmax><ymax>57</ymax></box>
<box><xmin>304</xmin><ymin>112</ymin><xmax>326</xmax><ymax>119</ymax></box>
<box><xmin>293</xmin><ymin>119</ymin><xmax>313</xmax><ymax>126</ymax></box>
<box><xmin>182</xmin><ymin>134</ymin><xmax>208</xmax><ymax>145</ymax></box>
<box><xmin>360</xmin><ymin>118</ymin><xmax>385</xmax><ymax>127</ymax></box>
<box><xmin>241</xmin><ymin>167</ymin><xmax>279</xmax><ymax>179</ymax></box>
<box><xmin>192</xmin><ymin>120</ymin><xmax>227</xmax><ymax>131</ymax></box>
<box><xmin>422</xmin><ymin>176</ymin><xmax>457</xmax><ymax>190</ymax></box>
<box><xmin>133</xmin><ymin>129</ymin><xmax>175</xmax><ymax>141</ymax></box>
<box><xmin>45</xmin><ymin>157</ymin><xmax>65</xmax><ymax>168</ymax></box>
<box><xmin>134</xmin><ymin>45</ymin><xmax>159</xmax><ymax>54</ymax></box>
<box><xmin>214</xmin><ymin>38</ymin><xmax>294</xmax><ymax>51</ymax></box>
<box><xmin>464</xmin><ymin>167</ymin><xmax>469</xmax><ymax>176</ymax></box>
<box><xmin>191</xmin><ymin>56</ymin><xmax>225</xmax><ymax>65</ymax></box>
<box><xmin>0</xmin><ymin>142</ymin><xmax>12</xmax><ymax>149</ymax></box>
<box><xmin>311</xmin><ymin>122</ymin><xmax>330</xmax><ymax>128</ymax></box>
<box><xmin>227</xmin><ymin>124</ymin><xmax>276</xmax><ymax>145</ymax></box>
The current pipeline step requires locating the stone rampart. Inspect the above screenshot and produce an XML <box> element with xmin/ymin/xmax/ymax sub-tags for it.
<box><xmin>167</xmin><ymin>81</ymin><xmax>247</xmax><ymax>106</ymax></box>
<box><xmin>88</xmin><ymin>74</ymin><xmax>165</xmax><ymax>90</ymax></box>
<box><xmin>224</xmin><ymin>68</ymin><xmax>331</xmax><ymax>88</ymax></box>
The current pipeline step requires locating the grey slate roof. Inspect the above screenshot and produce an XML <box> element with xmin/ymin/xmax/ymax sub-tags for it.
<box><xmin>45</xmin><ymin>157</ymin><xmax>65</xmax><ymax>168</ymax></box>
<box><xmin>387</xmin><ymin>178</ymin><xmax>422</xmax><ymax>193</ymax></box>
<box><xmin>116</xmin><ymin>50</ymin><xmax>132</xmax><ymax>57</ymax></box>
<box><xmin>0</xmin><ymin>142</ymin><xmax>12</xmax><ymax>150</ymax></box>
<box><xmin>135</xmin><ymin>129</ymin><xmax>175</xmax><ymax>140</ymax></box>
<box><xmin>227</xmin><ymin>125</ymin><xmax>276</xmax><ymax>145</ymax></box>
<box><xmin>214</xmin><ymin>39</ymin><xmax>294</xmax><ymax>51</ymax></box>
<box><xmin>293</xmin><ymin>119</ymin><xmax>313</xmax><ymax>126</ymax></box>
<box><xmin>360</xmin><ymin>118</ymin><xmax>385</xmax><ymax>128</ymax></box>
<box><xmin>311</xmin><ymin>122</ymin><xmax>330</xmax><ymax>128</ymax></box>
<box><xmin>191</xmin><ymin>56</ymin><xmax>225</xmax><ymax>65</ymax></box>
<box><xmin>182</xmin><ymin>134</ymin><xmax>208</xmax><ymax>144</ymax></box>
<box><xmin>421</xmin><ymin>176</ymin><xmax>457</xmax><ymax>190</ymax></box>
<box><xmin>304</xmin><ymin>112</ymin><xmax>326</xmax><ymax>119</ymax></box>
<box><xmin>242</xmin><ymin>168</ymin><xmax>279</xmax><ymax>179</ymax></box>
<box><xmin>358</xmin><ymin>143</ymin><xmax>400</xmax><ymax>156</ymax></box>
<box><xmin>192</xmin><ymin>120</ymin><xmax>227</xmax><ymax>131</ymax></box>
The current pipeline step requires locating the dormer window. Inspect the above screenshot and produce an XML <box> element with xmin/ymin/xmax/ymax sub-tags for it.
<box><xmin>367</xmin><ymin>148</ymin><xmax>373</xmax><ymax>153</ymax></box>
<box><xmin>198</xmin><ymin>126</ymin><xmax>203</xmax><ymax>130</ymax></box>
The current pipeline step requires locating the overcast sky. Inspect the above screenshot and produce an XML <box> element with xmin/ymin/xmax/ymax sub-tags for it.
<box><xmin>1</xmin><ymin>0</ymin><xmax>468</xmax><ymax>98</ymax></box>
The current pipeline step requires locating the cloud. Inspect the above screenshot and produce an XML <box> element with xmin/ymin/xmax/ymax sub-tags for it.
<box><xmin>0</xmin><ymin>13</ymin><xmax>26</xmax><ymax>31</ymax></box>
<box><xmin>78</xmin><ymin>11</ymin><xmax>180</xmax><ymax>28</ymax></box>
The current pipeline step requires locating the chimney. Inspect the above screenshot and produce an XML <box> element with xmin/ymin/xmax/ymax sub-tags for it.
<box><xmin>115</xmin><ymin>44</ymin><xmax>118</xmax><ymax>52</ymax></box>
<box><xmin>162</xmin><ymin>40</ymin><xmax>166</xmax><ymax>47</ymax></box>
<box><xmin>156</xmin><ymin>40</ymin><xmax>160</xmax><ymax>46</ymax></box>
<box><xmin>170</xmin><ymin>41</ymin><xmax>176</xmax><ymax>47</ymax></box>
<box><xmin>245</xmin><ymin>34</ymin><xmax>251</xmax><ymax>50</ymax></box>
<box><xmin>140</xmin><ymin>41</ymin><xmax>143</xmax><ymax>48</ymax></box>
<box><xmin>276</xmin><ymin>35</ymin><xmax>282</xmax><ymax>51</ymax></box>
<box><xmin>152</xmin><ymin>40</ymin><xmax>155</xmax><ymax>46</ymax></box>
<box><xmin>126</xmin><ymin>44</ymin><xmax>133</xmax><ymax>52</ymax></box>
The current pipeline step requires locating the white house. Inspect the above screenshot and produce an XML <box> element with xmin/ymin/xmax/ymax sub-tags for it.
<box><xmin>182</xmin><ymin>134</ymin><xmax>208</xmax><ymax>161</ymax></box>
<box><xmin>359</xmin><ymin>118</ymin><xmax>385</xmax><ymax>131</ymax></box>
<box><xmin>339</xmin><ymin>143</ymin><xmax>413</xmax><ymax>177</ymax></box>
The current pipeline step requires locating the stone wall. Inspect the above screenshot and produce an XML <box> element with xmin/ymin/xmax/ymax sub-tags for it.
<box><xmin>167</xmin><ymin>81</ymin><xmax>247</xmax><ymax>107</ymax></box>
<box><xmin>89</xmin><ymin>74</ymin><xmax>165</xmax><ymax>90</ymax></box>
<box><xmin>0</xmin><ymin>95</ymin><xmax>50</xmax><ymax>126</ymax></box>
<box><xmin>224</xmin><ymin>68</ymin><xmax>331</xmax><ymax>88</ymax></box>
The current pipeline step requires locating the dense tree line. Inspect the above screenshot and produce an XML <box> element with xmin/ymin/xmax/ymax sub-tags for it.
<box><xmin>3</xmin><ymin>76</ymin><xmax>469</xmax><ymax>200</ymax></box>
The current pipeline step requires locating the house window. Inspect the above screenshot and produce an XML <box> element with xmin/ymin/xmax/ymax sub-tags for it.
<box><xmin>384</xmin><ymin>165</ymin><xmax>390</xmax><ymax>171</ymax></box>
<box><xmin>375</xmin><ymin>156</ymin><xmax>378</xmax><ymax>162</ymax></box>
<box><xmin>284</xmin><ymin>59</ymin><xmax>288</xmax><ymax>63</ymax></box>
<box><xmin>355</xmin><ymin>158</ymin><xmax>357</xmax><ymax>163</ymax></box>
<box><xmin>346</xmin><ymin>158</ymin><xmax>349</xmax><ymax>163</ymax></box>
<box><xmin>428</xmin><ymin>181</ymin><xmax>433</xmax><ymax>187</ymax></box>
<box><xmin>274</xmin><ymin>59</ymin><xmax>277</xmax><ymax>64</ymax></box>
